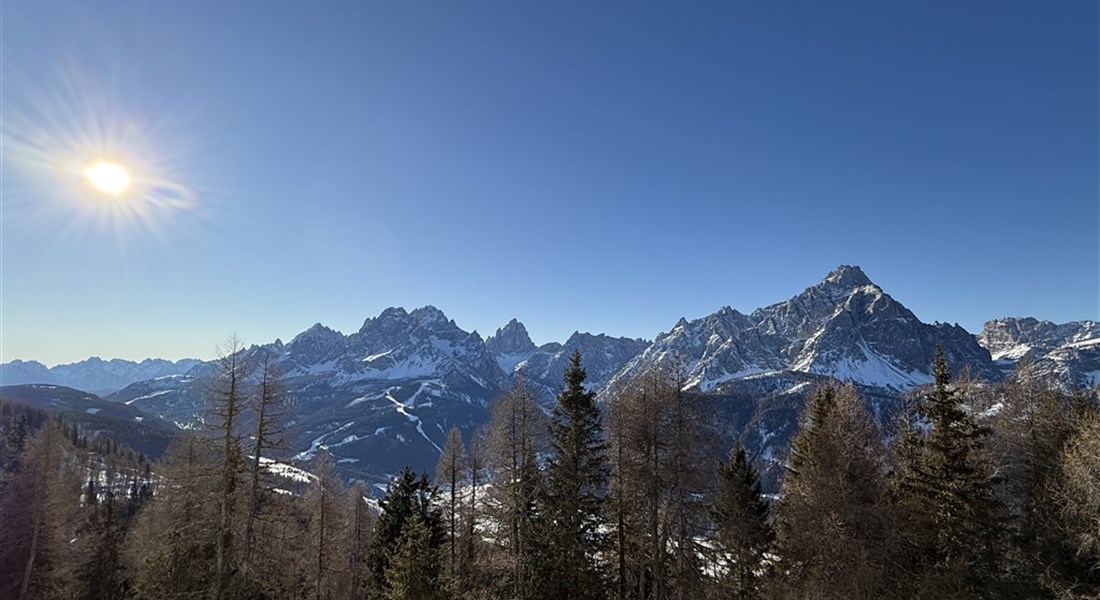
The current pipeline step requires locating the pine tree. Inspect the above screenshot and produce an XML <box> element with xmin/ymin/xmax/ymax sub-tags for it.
<box><xmin>368</xmin><ymin>467</ymin><xmax>444</xmax><ymax>599</ymax></box>
<box><xmin>771</xmin><ymin>383</ymin><xmax>897</xmax><ymax>599</ymax></box>
<box><xmin>532</xmin><ymin>350</ymin><xmax>609</xmax><ymax>600</ymax></box>
<box><xmin>383</xmin><ymin>513</ymin><xmax>443</xmax><ymax>600</ymax></box>
<box><xmin>711</xmin><ymin>443</ymin><xmax>772</xmax><ymax>600</ymax></box>
<box><xmin>896</xmin><ymin>347</ymin><xmax>1004</xmax><ymax>598</ymax></box>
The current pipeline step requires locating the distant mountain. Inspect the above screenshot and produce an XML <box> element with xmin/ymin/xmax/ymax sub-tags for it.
<box><xmin>612</xmin><ymin>265</ymin><xmax>999</xmax><ymax>394</ymax></box>
<box><xmin>485</xmin><ymin>319</ymin><xmax>649</xmax><ymax>398</ymax></box>
<box><xmin>0</xmin><ymin>357</ymin><xmax>201</xmax><ymax>396</ymax></box>
<box><xmin>485</xmin><ymin>319</ymin><xmax>539</xmax><ymax>373</ymax></box>
<box><xmin>517</xmin><ymin>332</ymin><xmax>649</xmax><ymax>398</ymax></box>
<box><xmin>109</xmin><ymin>306</ymin><xmax>506</xmax><ymax>489</ymax></box>
<box><xmin>0</xmin><ymin>384</ymin><xmax>178</xmax><ymax>458</ymax></box>
<box><xmin>979</xmin><ymin>317</ymin><xmax>1100</xmax><ymax>389</ymax></box>
<box><xmin>13</xmin><ymin>266</ymin><xmax>1095</xmax><ymax>492</ymax></box>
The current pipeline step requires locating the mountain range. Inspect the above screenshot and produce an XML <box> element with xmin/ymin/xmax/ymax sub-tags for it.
<box><xmin>0</xmin><ymin>357</ymin><xmax>202</xmax><ymax>396</ymax></box>
<box><xmin>4</xmin><ymin>265</ymin><xmax>1096</xmax><ymax>491</ymax></box>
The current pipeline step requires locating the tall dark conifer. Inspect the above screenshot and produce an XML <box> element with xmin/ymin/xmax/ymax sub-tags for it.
<box><xmin>533</xmin><ymin>350</ymin><xmax>609</xmax><ymax>600</ymax></box>
<box><xmin>896</xmin><ymin>347</ymin><xmax>1004</xmax><ymax>597</ymax></box>
<box><xmin>712</xmin><ymin>444</ymin><xmax>772</xmax><ymax>600</ymax></box>
<box><xmin>368</xmin><ymin>467</ymin><xmax>444</xmax><ymax>599</ymax></box>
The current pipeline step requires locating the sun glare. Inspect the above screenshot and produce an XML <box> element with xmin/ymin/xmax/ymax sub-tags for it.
<box><xmin>84</xmin><ymin>161</ymin><xmax>132</xmax><ymax>195</ymax></box>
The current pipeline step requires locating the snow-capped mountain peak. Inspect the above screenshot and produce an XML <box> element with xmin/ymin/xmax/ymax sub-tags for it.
<box><xmin>615</xmin><ymin>265</ymin><xmax>996</xmax><ymax>393</ymax></box>
<box><xmin>485</xmin><ymin>318</ymin><xmax>539</xmax><ymax>373</ymax></box>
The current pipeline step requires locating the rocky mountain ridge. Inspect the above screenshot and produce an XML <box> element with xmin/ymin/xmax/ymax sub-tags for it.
<box><xmin>612</xmin><ymin>265</ymin><xmax>1000</xmax><ymax>394</ymax></box>
<box><xmin>4</xmin><ymin>266</ymin><xmax>1095</xmax><ymax>489</ymax></box>
<box><xmin>979</xmin><ymin>317</ymin><xmax>1100</xmax><ymax>389</ymax></box>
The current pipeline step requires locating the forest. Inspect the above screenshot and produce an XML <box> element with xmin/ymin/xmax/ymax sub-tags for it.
<box><xmin>1</xmin><ymin>347</ymin><xmax>1098</xmax><ymax>600</ymax></box>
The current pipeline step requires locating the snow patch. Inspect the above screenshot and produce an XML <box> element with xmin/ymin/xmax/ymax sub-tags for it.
<box><xmin>495</xmin><ymin>351</ymin><xmax>534</xmax><ymax>374</ymax></box>
<box><xmin>362</xmin><ymin>349</ymin><xmax>394</xmax><ymax>363</ymax></box>
<box><xmin>258</xmin><ymin>457</ymin><xmax>316</xmax><ymax>483</ymax></box>
<box><xmin>384</xmin><ymin>390</ymin><xmax>443</xmax><ymax>453</ymax></box>
<box><xmin>125</xmin><ymin>390</ymin><xmax>172</xmax><ymax>405</ymax></box>
<box><xmin>989</xmin><ymin>344</ymin><xmax>1032</xmax><ymax>362</ymax></box>
<box><xmin>801</xmin><ymin>340</ymin><xmax>932</xmax><ymax>390</ymax></box>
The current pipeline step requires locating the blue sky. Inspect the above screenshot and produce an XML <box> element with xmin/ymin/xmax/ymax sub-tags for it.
<box><xmin>3</xmin><ymin>0</ymin><xmax>1097</xmax><ymax>365</ymax></box>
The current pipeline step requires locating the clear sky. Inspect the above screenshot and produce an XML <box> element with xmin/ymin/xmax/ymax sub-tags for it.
<box><xmin>2</xmin><ymin>0</ymin><xmax>1097</xmax><ymax>366</ymax></box>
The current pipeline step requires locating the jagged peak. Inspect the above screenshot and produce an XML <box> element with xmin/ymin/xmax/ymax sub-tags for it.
<box><xmin>491</xmin><ymin>318</ymin><xmax>530</xmax><ymax>337</ymax></box>
<box><xmin>410</xmin><ymin>305</ymin><xmax>447</xmax><ymax>323</ymax></box>
<box><xmin>290</xmin><ymin>322</ymin><xmax>342</xmax><ymax>345</ymax></box>
<box><xmin>378</xmin><ymin>306</ymin><xmax>409</xmax><ymax>319</ymax></box>
<box><xmin>822</xmin><ymin>264</ymin><xmax>873</xmax><ymax>289</ymax></box>
<box><xmin>359</xmin><ymin>306</ymin><xmax>409</xmax><ymax>333</ymax></box>
<box><xmin>486</xmin><ymin>318</ymin><xmax>536</xmax><ymax>355</ymax></box>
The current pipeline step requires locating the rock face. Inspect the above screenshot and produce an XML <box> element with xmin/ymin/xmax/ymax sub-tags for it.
<box><xmin>979</xmin><ymin>318</ymin><xmax>1100</xmax><ymax>389</ymax></box>
<box><xmin>485</xmin><ymin>319</ymin><xmax>538</xmax><ymax>373</ymax></box>
<box><xmin>10</xmin><ymin>266</ymin><xmax>1094</xmax><ymax>492</ymax></box>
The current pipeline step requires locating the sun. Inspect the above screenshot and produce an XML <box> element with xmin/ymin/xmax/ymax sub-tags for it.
<box><xmin>84</xmin><ymin>161</ymin><xmax>132</xmax><ymax>195</ymax></box>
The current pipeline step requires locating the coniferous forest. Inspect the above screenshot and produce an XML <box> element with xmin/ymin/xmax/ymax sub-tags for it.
<box><xmin>2</xmin><ymin>348</ymin><xmax>1098</xmax><ymax>600</ymax></box>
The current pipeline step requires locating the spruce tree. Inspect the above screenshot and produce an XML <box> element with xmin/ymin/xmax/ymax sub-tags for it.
<box><xmin>712</xmin><ymin>443</ymin><xmax>772</xmax><ymax>600</ymax></box>
<box><xmin>896</xmin><ymin>347</ymin><xmax>1004</xmax><ymax>597</ymax></box>
<box><xmin>383</xmin><ymin>513</ymin><xmax>443</xmax><ymax>600</ymax></box>
<box><xmin>532</xmin><ymin>350</ymin><xmax>609</xmax><ymax>600</ymax></box>
<box><xmin>368</xmin><ymin>467</ymin><xmax>444</xmax><ymax>598</ymax></box>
